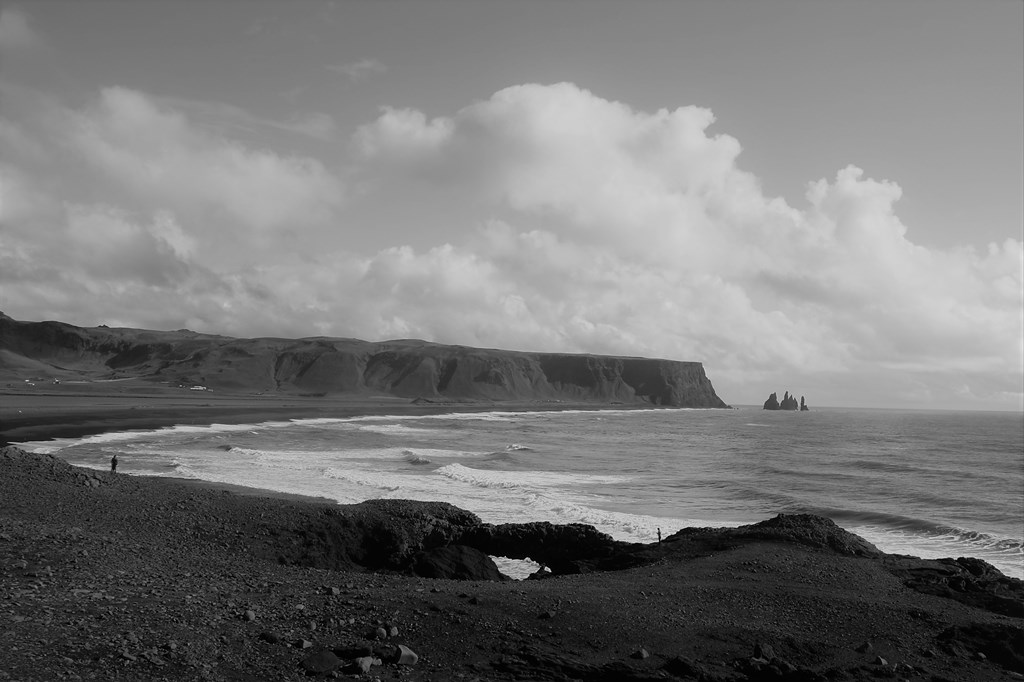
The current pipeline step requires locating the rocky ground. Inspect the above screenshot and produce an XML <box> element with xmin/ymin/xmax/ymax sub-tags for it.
<box><xmin>1</xmin><ymin>444</ymin><xmax>1022</xmax><ymax>681</ymax></box>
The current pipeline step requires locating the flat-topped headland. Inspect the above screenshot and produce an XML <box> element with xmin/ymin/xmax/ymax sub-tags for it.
<box><xmin>0</xmin><ymin>312</ymin><xmax>728</xmax><ymax>411</ymax></box>
<box><xmin>2</xmin><ymin>444</ymin><xmax>1021</xmax><ymax>681</ymax></box>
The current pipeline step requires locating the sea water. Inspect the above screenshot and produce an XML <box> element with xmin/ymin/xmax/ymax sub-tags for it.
<box><xmin>16</xmin><ymin>407</ymin><xmax>1023</xmax><ymax>579</ymax></box>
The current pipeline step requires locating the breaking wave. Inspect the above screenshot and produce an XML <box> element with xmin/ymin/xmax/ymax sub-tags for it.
<box><xmin>322</xmin><ymin>467</ymin><xmax>401</xmax><ymax>492</ymax></box>
<box><xmin>435</xmin><ymin>463</ymin><xmax>625</xmax><ymax>490</ymax></box>
<box><xmin>402</xmin><ymin>449</ymin><xmax>433</xmax><ymax>465</ymax></box>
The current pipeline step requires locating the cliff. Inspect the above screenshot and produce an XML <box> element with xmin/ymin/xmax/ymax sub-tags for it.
<box><xmin>0</xmin><ymin>313</ymin><xmax>729</xmax><ymax>408</ymax></box>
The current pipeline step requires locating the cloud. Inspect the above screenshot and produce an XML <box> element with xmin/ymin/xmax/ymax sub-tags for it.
<box><xmin>65</xmin><ymin>87</ymin><xmax>344</xmax><ymax>255</ymax></box>
<box><xmin>1</xmin><ymin>81</ymin><xmax>1020</xmax><ymax>409</ymax></box>
<box><xmin>346</xmin><ymin>83</ymin><xmax>1023</xmax><ymax>407</ymax></box>
<box><xmin>157</xmin><ymin>95</ymin><xmax>337</xmax><ymax>140</ymax></box>
<box><xmin>327</xmin><ymin>58</ymin><xmax>387</xmax><ymax>82</ymax></box>
<box><xmin>0</xmin><ymin>5</ymin><xmax>37</xmax><ymax>50</ymax></box>
<box><xmin>0</xmin><ymin>84</ymin><xmax>346</xmax><ymax>328</ymax></box>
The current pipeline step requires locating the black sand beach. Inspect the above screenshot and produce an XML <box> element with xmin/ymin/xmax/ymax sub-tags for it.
<box><xmin>1</xmin><ymin>389</ymin><xmax>1022</xmax><ymax>681</ymax></box>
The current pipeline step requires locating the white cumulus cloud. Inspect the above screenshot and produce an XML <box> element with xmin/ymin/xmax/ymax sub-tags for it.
<box><xmin>65</xmin><ymin>88</ymin><xmax>344</xmax><ymax>252</ymax></box>
<box><xmin>0</xmin><ymin>81</ymin><xmax>1020</xmax><ymax>409</ymax></box>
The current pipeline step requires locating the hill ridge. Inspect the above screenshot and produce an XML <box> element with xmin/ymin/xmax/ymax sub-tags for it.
<box><xmin>0</xmin><ymin>314</ymin><xmax>729</xmax><ymax>407</ymax></box>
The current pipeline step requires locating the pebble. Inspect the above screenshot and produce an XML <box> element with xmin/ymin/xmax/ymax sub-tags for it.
<box><xmin>396</xmin><ymin>644</ymin><xmax>419</xmax><ymax>666</ymax></box>
<box><xmin>351</xmin><ymin>656</ymin><xmax>375</xmax><ymax>673</ymax></box>
<box><xmin>243</xmin><ymin>609</ymin><xmax>256</xmax><ymax>622</ymax></box>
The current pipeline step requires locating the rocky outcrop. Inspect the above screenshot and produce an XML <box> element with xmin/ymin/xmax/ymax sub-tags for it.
<box><xmin>763</xmin><ymin>391</ymin><xmax>805</xmax><ymax>411</ymax></box>
<box><xmin>936</xmin><ymin>623</ymin><xmax>1024</xmax><ymax>673</ymax></box>
<box><xmin>0</xmin><ymin>313</ymin><xmax>729</xmax><ymax>407</ymax></box>
<box><xmin>268</xmin><ymin>499</ymin><xmax>484</xmax><ymax>572</ymax></box>
<box><xmin>885</xmin><ymin>556</ymin><xmax>1024</xmax><ymax>617</ymax></box>
<box><xmin>456</xmin><ymin>522</ymin><xmax>627</xmax><ymax>574</ymax></box>
<box><xmin>410</xmin><ymin>545</ymin><xmax>508</xmax><ymax>581</ymax></box>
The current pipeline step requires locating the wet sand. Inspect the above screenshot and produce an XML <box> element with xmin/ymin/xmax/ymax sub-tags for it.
<box><xmin>0</xmin><ymin>383</ymin><xmax>618</xmax><ymax>444</ymax></box>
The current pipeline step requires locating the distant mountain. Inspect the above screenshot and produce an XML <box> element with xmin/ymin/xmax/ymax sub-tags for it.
<box><xmin>0</xmin><ymin>313</ymin><xmax>729</xmax><ymax>408</ymax></box>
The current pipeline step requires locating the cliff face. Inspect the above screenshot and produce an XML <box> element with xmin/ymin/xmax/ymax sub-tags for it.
<box><xmin>0</xmin><ymin>313</ymin><xmax>729</xmax><ymax>408</ymax></box>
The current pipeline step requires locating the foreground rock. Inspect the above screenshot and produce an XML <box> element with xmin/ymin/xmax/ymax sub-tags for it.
<box><xmin>1</xmin><ymin>445</ymin><xmax>1021</xmax><ymax>681</ymax></box>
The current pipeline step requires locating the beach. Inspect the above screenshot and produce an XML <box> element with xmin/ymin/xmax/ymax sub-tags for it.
<box><xmin>0</xmin><ymin>382</ymin><xmax>629</xmax><ymax>444</ymax></box>
<box><xmin>1</xmin><ymin>389</ymin><xmax>1022</xmax><ymax>681</ymax></box>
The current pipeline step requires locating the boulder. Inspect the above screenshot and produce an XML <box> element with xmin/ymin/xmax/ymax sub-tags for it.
<box><xmin>300</xmin><ymin>650</ymin><xmax>340</xmax><ymax>674</ymax></box>
<box><xmin>410</xmin><ymin>544</ymin><xmax>507</xmax><ymax>581</ymax></box>
<box><xmin>396</xmin><ymin>644</ymin><xmax>419</xmax><ymax>665</ymax></box>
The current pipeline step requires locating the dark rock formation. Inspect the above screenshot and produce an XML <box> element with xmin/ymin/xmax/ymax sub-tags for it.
<box><xmin>885</xmin><ymin>555</ymin><xmax>1024</xmax><ymax>617</ymax></box>
<box><xmin>730</xmin><ymin>513</ymin><xmax>880</xmax><ymax>556</ymax></box>
<box><xmin>410</xmin><ymin>545</ymin><xmax>508</xmax><ymax>581</ymax></box>
<box><xmin>800</xmin><ymin>395</ymin><xmax>809</xmax><ymax>411</ymax></box>
<box><xmin>936</xmin><ymin>623</ymin><xmax>1024</xmax><ymax>673</ymax></box>
<box><xmin>269</xmin><ymin>499</ymin><xmax>483</xmax><ymax>572</ymax></box>
<box><xmin>0</xmin><ymin>312</ymin><xmax>729</xmax><ymax>408</ymax></box>
<box><xmin>456</xmin><ymin>522</ymin><xmax>626</xmax><ymax>575</ymax></box>
<box><xmin>763</xmin><ymin>390</ymin><xmax>804</xmax><ymax>410</ymax></box>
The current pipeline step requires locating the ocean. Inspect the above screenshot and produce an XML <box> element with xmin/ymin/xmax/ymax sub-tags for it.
<box><xmin>16</xmin><ymin>406</ymin><xmax>1024</xmax><ymax>580</ymax></box>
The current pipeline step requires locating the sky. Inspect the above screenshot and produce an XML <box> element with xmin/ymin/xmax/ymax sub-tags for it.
<box><xmin>0</xmin><ymin>0</ymin><xmax>1021</xmax><ymax>410</ymax></box>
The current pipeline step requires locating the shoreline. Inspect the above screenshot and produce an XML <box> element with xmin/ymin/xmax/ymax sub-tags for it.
<box><xmin>0</xmin><ymin>386</ymin><xmax>688</xmax><ymax>445</ymax></box>
<box><xmin>7</xmin><ymin>389</ymin><xmax>1022</xmax><ymax>581</ymax></box>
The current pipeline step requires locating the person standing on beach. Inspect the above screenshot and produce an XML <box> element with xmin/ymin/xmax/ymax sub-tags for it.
<box><xmin>110</xmin><ymin>454</ymin><xmax>118</xmax><ymax>473</ymax></box>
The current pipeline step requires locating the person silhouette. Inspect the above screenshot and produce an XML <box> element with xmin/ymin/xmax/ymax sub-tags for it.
<box><xmin>110</xmin><ymin>454</ymin><xmax>118</xmax><ymax>473</ymax></box>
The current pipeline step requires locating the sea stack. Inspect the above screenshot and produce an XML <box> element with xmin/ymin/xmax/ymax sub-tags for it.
<box><xmin>763</xmin><ymin>391</ymin><xmax>807</xmax><ymax>411</ymax></box>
